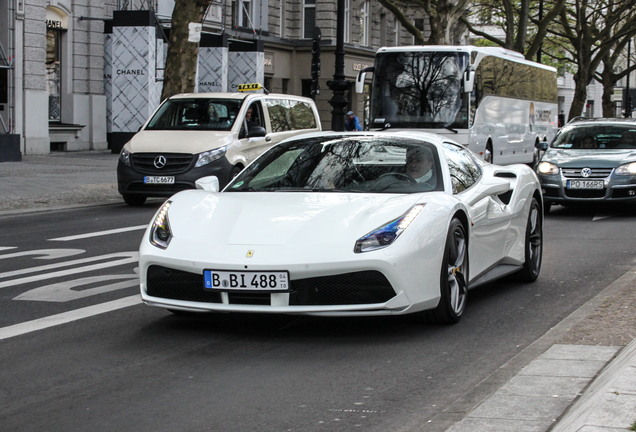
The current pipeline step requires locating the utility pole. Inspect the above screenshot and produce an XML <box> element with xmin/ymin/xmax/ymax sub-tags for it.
<box><xmin>625</xmin><ymin>38</ymin><xmax>632</xmax><ymax>118</ymax></box>
<box><xmin>327</xmin><ymin>0</ymin><xmax>350</xmax><ymax>131</ymax></box>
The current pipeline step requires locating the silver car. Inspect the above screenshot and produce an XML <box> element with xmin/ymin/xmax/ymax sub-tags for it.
<box><xmin>536</xmin><ymin>118</ymin><xmax>636</xmax><ymax>212</ymax></box>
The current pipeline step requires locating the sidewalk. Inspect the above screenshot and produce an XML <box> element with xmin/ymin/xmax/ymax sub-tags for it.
<box><xmin>1</xmin><ymin>151</ymin><xmax>636</xmax><ymax>431</ymax></box>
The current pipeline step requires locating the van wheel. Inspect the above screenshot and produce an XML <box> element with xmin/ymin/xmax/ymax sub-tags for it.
<box><xmin>229</xmin><ymin>165</ymin><xmax>243</xmax><ymax>182</ymax></box>
<box><xmin>123</xmin><ymin>194</ymin><xmax>146</xmax><ymax>206</ymax></box>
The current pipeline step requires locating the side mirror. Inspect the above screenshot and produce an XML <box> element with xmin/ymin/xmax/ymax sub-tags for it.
<box><xmin>467</xmin><ymin>177</ymin><xmax>510</xmax><ymax>206</ymax></box>
<box><xmin>535</xmin><ymin>141</ymin><xmax>549</xmax><ymax>151</ymax></box>
<box><xmin>195</xmin><ymin>176</ymin><xmax>220</xmax><ymax>192</ymax></box>
<box><xmin>248</xmin><ymin>125</ymin><xmax>267</xmax><ymax>138</ymax></box>
<box><xmin>463</xmin><ymin>70</ymin><xmax>475</xmax><ymax>93</ymax></box>
<box><xmin>355</xmin><ymin>66</ymin><xmax>374</xmax><ymax>94</ymax></box>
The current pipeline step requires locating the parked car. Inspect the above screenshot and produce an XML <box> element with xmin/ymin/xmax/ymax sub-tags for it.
<box><xmin>117</xmin><ymin>92</ymin><xmax>321</xmax><ymax>205</ymax></box>
<box><xmin>139</xmin><ymin>131</ymin><xmax>543</xmax><ymax>324</ymax></box>
<box><xmin>536</xmin><ymin>118</ymin><xmax>636</xmax><ymax>212</ymax></box>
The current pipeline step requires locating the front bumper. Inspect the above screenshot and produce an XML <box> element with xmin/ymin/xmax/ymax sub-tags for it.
<box><xmin>538</xmin><ymin>172</ymin><xmax>636</xmax><ymax>204</ymax></box>
<box><xmin>117</xmin><ymin>156</ymin><xmax>233</xmax><ymax>198</ymax></box>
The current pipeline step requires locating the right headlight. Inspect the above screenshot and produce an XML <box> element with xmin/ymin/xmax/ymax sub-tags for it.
<box><xmin>119</xmin><ymin>147</ymin><xmax>131</xmax><ymax>166</ymax></box>
<box><xmin>354</xmin><ymin>204</ymin><xmax>425</xmax><ymax>253</ymax></box>
<box><xmin>150</xmin><ymin>200</ymin><xmax>172</xmax><ymax>249</ymax></box>
<box><xmin>537</xmin><ymin>161</ymin><xmax>559</xmax><ymax>175</ymax></box>
<box><xmin>195</xmin><ymin>146</ymin><xmax>227</xmax><ymax>168</ymax></box>
<box><xmin>615</xmin><ymin>162</ymin><xmax>636</xmax><ymax>175</ymax></box>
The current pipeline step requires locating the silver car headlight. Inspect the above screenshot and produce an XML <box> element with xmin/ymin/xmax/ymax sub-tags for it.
<box><xmin>354</xmin><ymin>204</ymin><xmax>425</xmax><ymax>253</ymax></box>
<box><xmin>150</xmin><ymin>200</ymin><xmax>172</xmax><ymax>249</ymax></box>
<box><xmin>537</xmin><ymin>161</ymin><xmax>559</xmax><ymax>175</ymax></box>
<box><xmin>195</xmin><ymin>146</ymin><xmax>227</xmax><ymax>168</ymax></box>
<box><xmin>615</xmin><ymin>162</ymin><xmax>636</xmax><ymax>175</ymax></box>
<box><xmin>119</xmin><ymin>148</ymin><xmax>131</xmax><ymax>166</ymax></box>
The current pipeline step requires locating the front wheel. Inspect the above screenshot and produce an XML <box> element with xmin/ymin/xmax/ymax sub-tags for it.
<box><xmin>422</xmin><ymin>218</ymin><xmax>468</xmax><ymax>324</ymax></box>
<box><xmin>516</xmin><ymin>198</ymin><xmax>543</xmax><ymax>282</ymax></box>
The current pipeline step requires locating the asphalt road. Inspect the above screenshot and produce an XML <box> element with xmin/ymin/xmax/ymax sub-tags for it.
<box><xmin>1</xmin><ymin>203</ymin><xmax>635</xmax><ymax>431</ymax></box>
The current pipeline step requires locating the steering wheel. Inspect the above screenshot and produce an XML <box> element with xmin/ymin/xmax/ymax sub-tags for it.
<box><xmin>377</xmin><ymin>172</ymin><xmax>417</xmax><ymax>183</ymax></box>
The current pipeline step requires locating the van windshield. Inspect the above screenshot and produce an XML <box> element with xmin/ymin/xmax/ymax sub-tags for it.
<box><xmin>145</xmin><ymin>98</ymin><xmax>243</xmax><ymax>131</ymax></box>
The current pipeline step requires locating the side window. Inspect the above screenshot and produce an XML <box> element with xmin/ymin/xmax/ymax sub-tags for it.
<box><xmin>240</xmin><ymin>101</ymin><xmax>264</xmax><ymax>138</ymax></box>
<box><xmin>442</xmin><ymin>143</ymin><xmax>482</xmax><ymax>194</ymax></box>
<box><xmin>266</xmin><ymin>99</ymin><xmax>317</xmax><ymax>132</ymax></box>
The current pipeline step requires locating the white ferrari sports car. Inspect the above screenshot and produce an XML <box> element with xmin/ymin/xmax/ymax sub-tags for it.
<box><xmin>139</xmin><ymin>131</ymin><xmax>543</xmax><ymax>324</ymax></box>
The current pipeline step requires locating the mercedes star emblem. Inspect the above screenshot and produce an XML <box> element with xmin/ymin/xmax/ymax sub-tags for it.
<box><xmin>581</xmin><ymin>167</ymin><xmax>592</xmax><ymax>178</ymax></box>
<box><xmin>154</xmin><ymin>155</ymin><xmax>167</xmax><ymax>169</ymax></box>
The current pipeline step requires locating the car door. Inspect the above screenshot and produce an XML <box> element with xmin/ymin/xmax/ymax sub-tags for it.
<box><xmin>262</xmin><ymin>97</ymin><xmax>321</xmax><ymax>145</ymax></box>
<box><xmin>442</xmin><ymin>143</ymin><xmax>512</xmax><ymax>280</ymax></box>
<box><xmin>238</xmin><ymin>99</ymin><xmax>271</xmax><ymax>163</ymax></box>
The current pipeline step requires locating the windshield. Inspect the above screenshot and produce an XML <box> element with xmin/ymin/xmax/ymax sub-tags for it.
<box><xmin>370</xmin><ymin>51</ymin><xmax>469</xmax><ymax>129</ymax></box>
<box><xmin>226</xmin><ymin>136</ymin><xmax>444</xmax><ymax>194</ymax></box>
<box><xmin>145</xmin><ymin>98</ymin><xmax>243</xmax><ymax>131</ymax></box>
<box><xmin>551</xmin><ymin>124</ymin><xmax>636</xmax><ymax>150</ymax></box>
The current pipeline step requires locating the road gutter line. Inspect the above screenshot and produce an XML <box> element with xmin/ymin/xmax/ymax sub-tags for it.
<box><xmin>0</xmin><ymin>295</ymin><xmax>142</xmax><ymax>341</ymax></box>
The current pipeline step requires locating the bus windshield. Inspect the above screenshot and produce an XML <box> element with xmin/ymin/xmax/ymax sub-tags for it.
<box><xmin>370</xmin><ymin>51</ymin><xmax>469</xmax><ymax>129</ymax></box>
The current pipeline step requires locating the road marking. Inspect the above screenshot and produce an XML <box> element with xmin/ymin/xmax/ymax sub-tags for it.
<box><xmin>0</xmin><ymin>247</ymin><xmax>17</xmax><ymax>252</ymax></box>
<box><xmin>14</xmin><ymin>275</ymin><xmax>139</xmax><ymax>302</ymax></box>
<box><xmin>0</xmin><ymin>295</ymin><xmax>142</xmax><ymax>341</ymax></box>
<box><xmin>0</xmin><ymin>249</ymin><xmax>85</xmax><ymax>260</ymax></box>
<box><xmin>48</xmin><ymin>225</ymin><xmax>148</xmax><ymax>241</ymax></box>
<box><xmin>0</xmin><ymin>252</ymin><xmax>138</xmax><ymax>287</ymax></box>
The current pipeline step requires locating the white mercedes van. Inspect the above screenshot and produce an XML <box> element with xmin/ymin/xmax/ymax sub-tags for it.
<box><xmin>117</xmin><ymin>92</ymin><xmax>322</xmax><ymax>205</ymax></box>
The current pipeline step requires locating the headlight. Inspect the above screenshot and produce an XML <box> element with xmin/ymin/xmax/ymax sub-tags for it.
<box><xmin>195</xmin><ymin>146</ymin><xmax>227</xmax><ymax>168</ymax></box>
<box><xmin>150</xmin><ymin>200</ymin><xmax>172</xmax><ymax>249</ymax></box>
<box><xmin>354</xmin><ymin>204</ymin><xmax>425</xmax><ymax>253</ymax></box>
<box><xmin>119</xmin><ymin>148</ymin><xmax>131</xmax><ymax>166</ymax></box>
<box><xmin>537</xmin><ymin>161</ymin><xmax>559</xmax><ymax>175</ymax></box>
<box><xmin>615</xmin><ymin>162</ymin><xmax>636</xmax><ymax>175</ymax></box>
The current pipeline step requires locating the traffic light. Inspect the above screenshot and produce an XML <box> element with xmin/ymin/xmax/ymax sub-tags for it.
<box><xmin>311</xmin><ymin>27</ymin><xmax>321</xmax><ymax>99</ymax></box>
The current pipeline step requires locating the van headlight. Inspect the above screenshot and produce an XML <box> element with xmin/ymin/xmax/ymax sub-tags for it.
<box><xmin>537</xmin><ymin>161</ymin><xmax>559</xmax><ymax>175</ymax></box>
<box><xmin>615</xmin><ymin>162</ymin><xmax>636</xmax><ymax>175</ymax></box>
<box><xmin>119</xmin><ymin>148</ymin><xmax>131</xmax><ymax>166</ymax></box>
<box><xmin>195</xmin><ymin>146</ymin><xmax>227</xmax><ymax>168</ymax></box>
<box><xmin>150</xmin><ymin>201</ymin><xmax>172</xmax><ymax>249</ymax></box>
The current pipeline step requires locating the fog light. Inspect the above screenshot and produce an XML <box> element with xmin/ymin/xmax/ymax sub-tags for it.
<box><xmin>629</xmin><ymin>190</ymin><xmax>636</xmax><ymax>196</ymax></box>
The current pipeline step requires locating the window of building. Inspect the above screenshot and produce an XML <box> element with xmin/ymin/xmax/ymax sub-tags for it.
<box><xmin>280</xmin><ymin>1</ymin><xmax>286</xmax><ymax>38</ymax></box>
<box><xmin>303</xmin><ymin>0</ymin><xmax>316</xmax><ymax>39</ymax></box>
<box><xmin>46</xmin><ymin>26</ymin><xmax>62</xmax><ymax>122</ymax></box>
<box><xmin>380</xmin><ymin>14</ymin><xmax>387</xmax><ymax>46</ymax></box>
<box><xmin>394</xmin><ymin>18</ymin><xmax>400</xmax><ymax>46</ymax></box>
<box><xmin>413</xmin><ymin>18</ymin><xmax>424</xmax><ymax>44</ymax></box>
<box><xmin>344</xmin><ymin>0</ymin><xmax>350</xmax><ymax>43</ymax></box>
<box><xmin>360</xmin><ymin>1</ymin><xmax>370</xmax><ymax>46</ymax></box>
<box><xmin>233</xmin><ymin>0</ymin><xmax>268</xmax><ymax>30</ymax></box>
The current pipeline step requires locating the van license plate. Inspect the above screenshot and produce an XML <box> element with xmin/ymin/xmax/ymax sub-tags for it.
<box><xmin>144</xmin><ymin>176</ymin><xmax>175</xmax><ymax>184</ymax></box>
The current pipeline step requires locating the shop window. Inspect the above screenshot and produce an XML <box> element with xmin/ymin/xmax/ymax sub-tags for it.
<box><xmin>46</xmin><ymin>27</ymin><xmax>62</xmax><ymax>122</ymax></box>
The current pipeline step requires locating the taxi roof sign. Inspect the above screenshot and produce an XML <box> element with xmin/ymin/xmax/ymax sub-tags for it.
<box><xmin>237</xmin><ymin>83</ymin><xmax>263</xmax><ymax>92</ymax></box>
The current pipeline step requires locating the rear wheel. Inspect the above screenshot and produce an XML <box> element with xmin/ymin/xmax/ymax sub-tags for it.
<box><xmin>516</xmin><ymin>198</ymin><xmax>543</xmax><ymax>282</ymax></box>
<box><xmin>123</xmin><ymin>194</ymin><xmax>146</xmax><ymax>206</ymax></box>
<box><xmin>423</xmin><ymin>218</ymin><xmax>468</xmax><ymax>324</ymax></box>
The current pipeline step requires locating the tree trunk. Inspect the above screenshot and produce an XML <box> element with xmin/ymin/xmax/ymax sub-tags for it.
<box><xmin>569</xmin><ymin>70</ymin><xmax>590</xmax><ymax>121</ymax></box>
<box><xmin>161</xmin><ymin>0</ymin><xmax>211</xmax><ymax>102</ymax></box>
<box><xmin>600</xmin><ymin>60</ymin><xmax>617</xmax><ymax>117</ymax></box>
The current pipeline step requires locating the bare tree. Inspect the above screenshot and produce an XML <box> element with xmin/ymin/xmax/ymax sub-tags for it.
<box><xmin>459</xmin><ymin>0</ymin><xmax>566</xmax><ymax>60</ymax></box>
<box><xmin>596</xmin><ymin>30</ymin><xmax>636</xmax><ymax>117</ymax></box>
<box><xmin>161</xmin><ymin>0</ymin><xmax>212</xmax><ymax>102</ymax></box>
<box><xmin>378</xmin><ymin>0</ymin><xmax>471</xmax><ymax>45</ymax></box>
<box><xmin>553</xmin><ymin>0</ymin><xmax>636</xmax><ymax>120</ymax></box>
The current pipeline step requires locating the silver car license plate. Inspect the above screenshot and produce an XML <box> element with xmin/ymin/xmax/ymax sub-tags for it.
<box><xmin>203</xmin><ymin>270</ymin><xmax>290</xmax><ymax>291</ymax></box>
<box><xmin>566</xmin><ymin>180</ymin><xmax>603</xmax><ymax>189</ymax></box>
<box><xmin>144</xmin><ymin>176</ymin><xmax>175</xmax><ymax>184</ymax></box>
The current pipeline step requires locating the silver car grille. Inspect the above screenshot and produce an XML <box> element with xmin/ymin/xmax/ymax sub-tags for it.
<box><xmin>561</xmin><ymin>167</ymin><xmax>613</xmax><ymax>179</ymax></box>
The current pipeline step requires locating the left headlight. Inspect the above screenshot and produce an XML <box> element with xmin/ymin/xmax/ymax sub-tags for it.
<box><xmin>150</xmin><ymin>200</ymin><xmax>172</xmax><ymax>249</ymax></box>
<box><xmin>354</xmin><ymin>204</ymin><xmax>425</xmax><ymax>253</ymax></box>
<box><xmin>195</xmin><ymin>146</ymin><xmax>227</xmax><ymax>168</ymax></box>
<box><xmin>615</xmin><ymin>162</ymin><xmax>636</xmax><ymax>175</ymax></box>
<box><xmin>119</xmin><ymin>148</ymin><xmax>131</xmax><ymax>166</ymax></box>
<box><xmin>537</xmin><ymin>161</ymin><xmax>559</xmax><ymax>175</ymax></box>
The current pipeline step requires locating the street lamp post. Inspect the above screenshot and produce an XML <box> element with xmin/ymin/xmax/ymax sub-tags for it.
<box><xmin>625</xmin><ymin>38</ymin><xmax>632</xmax><ymax>118</ymax></box>
<box><xmin>327</xmin><ymin>0</ymin><xmax>350</xmax><ymax>131</ymax></box>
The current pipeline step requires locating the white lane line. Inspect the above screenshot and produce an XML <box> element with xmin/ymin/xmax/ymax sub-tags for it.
<box><xmin>0</xmin><ymin>247</ymin><xmax>17</xmax><ymax>252</ymax></box>
<box><xmin>0</xmin><ymin>295</ymin><xmax>142</xmax><ymax>341</ymax></box>
<box><xmin>49</xmin><ymin>225</ymin><xmax>148</xmax><ymax>241</ymax></box>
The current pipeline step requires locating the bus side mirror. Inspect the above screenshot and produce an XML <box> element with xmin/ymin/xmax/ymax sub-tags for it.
<box><xmin>356</xmin><ymin>66</ymin><xmax>374</xmax><ymax>94</ymax></box>
<box><xmin>464</xmin><ymin>71</ymin><xmax>475</xmax><ymax>93</ymax></box>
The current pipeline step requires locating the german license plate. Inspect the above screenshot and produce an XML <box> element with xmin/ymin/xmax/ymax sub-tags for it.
<box><xmin>144</xmin><ymin>176</ymin><xmax>175</xmax><ymax>184</ymax></box>
<box><xmin>203</xmin><ymin>270</ymin><xmax>290</xmax><ymax>291</ymax></box>
<box><xmin>566</xmin><ymin>180</ymin><xmax>603</xmax><ymax>189</ymax></box>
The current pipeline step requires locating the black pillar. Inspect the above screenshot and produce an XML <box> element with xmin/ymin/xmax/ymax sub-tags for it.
<box><xmin>625</xmin><ymin>39</ymin><xmax>632</xmax><ymax>118</ymax></box>
<box><xmin>327</xmin><ymin>0</ymin><xmax>350</xmax><ymax>131</ymax></box>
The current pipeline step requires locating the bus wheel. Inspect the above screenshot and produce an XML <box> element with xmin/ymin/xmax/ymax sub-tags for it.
<box><xmin>484</xmin><ymin>142</ymin><xmax>493</xmax><ymax>164</ymax></box>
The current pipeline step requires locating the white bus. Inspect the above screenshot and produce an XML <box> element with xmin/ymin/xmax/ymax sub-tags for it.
<box><xmin>356</xmin><ymin>45</ymin><xmax>558</xmax><ymax>165</ymax></box>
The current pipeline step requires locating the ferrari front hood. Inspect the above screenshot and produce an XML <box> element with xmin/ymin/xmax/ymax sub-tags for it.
<box><xmin>168</xmin><ymin>191</ymin><xmax>428</xmax><ymax>247</ymax></box>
